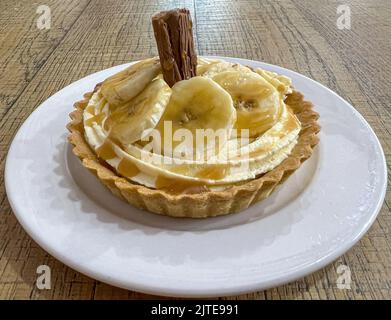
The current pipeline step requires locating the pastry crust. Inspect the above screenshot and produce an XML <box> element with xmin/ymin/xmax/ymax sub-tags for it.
<box><xmin>67</xmin><ymin>89</ymin><xmax>320</xmax><ymax>218</ymax></box>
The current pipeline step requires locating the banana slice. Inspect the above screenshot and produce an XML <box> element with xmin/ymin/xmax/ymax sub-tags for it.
<box><xmin>100</xmin><ymin>57</ymin><xmax>161</xmax><ymax>107</ymax></box>
<box><xmin>155</xmin><ymin>76</ymin><xmax>236</xmax><ymax>159</ymax></box>
<box><xmin>104</xmin><ymin>78</ymin><xmax>171</xmax><ymax>145</ymax></box>
<box><xmin>212</xmin><ymin>70</ymin><xmax>281</xmax><ymax>137</ymax></box>
<box><xmin>201</xmin><ymin>61</ymin><xmax>252</xmax><ymax>77</ymax></box>
<box><xmin>255</xmin><ymin>68</ymin><xmax>292</xmax><ymax>96</ymax></box>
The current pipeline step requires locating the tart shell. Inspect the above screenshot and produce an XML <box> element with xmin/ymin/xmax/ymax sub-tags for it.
<box><xmin>67</xmin><ymin>89</ymin><xmax>320</xmax><ymax>218</ymax></box>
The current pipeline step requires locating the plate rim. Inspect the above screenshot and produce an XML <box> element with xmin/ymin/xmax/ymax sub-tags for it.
<box><xmin>4</xmin><ymin>56</ymin><xmax>388</xmax><ymax>297</ymax></box>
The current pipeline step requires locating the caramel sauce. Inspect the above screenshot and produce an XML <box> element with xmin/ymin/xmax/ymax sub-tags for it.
<box><xmin>249</xmin><ymin>111</ymin><xmax>299</xmax><ymax>157</ymax></box>
<box><xmin>154</xmin><ymin>164</ymin><xmax>228</xmax><ymax>193</ymax></box>
<box><xmin>284</xmin><ymin>112</ymin><xmax>299</xmax><ymax>132</ymax></box>
<box><xmin>195</xmin><ymin>165</ymin><xmax>228</xmax><ymax>180</ymax></box>
<box><xmin>274</xmin><ymin>112</ymin><xmax>299</xmax><ymax>138</ymax></box>
<box><xmin>155</xmin><ymin>175</ymin><xmax>209</xmax><ymax>194</ymax></box>
<box><xmin>96</xmin><ymin>140</ymin><xmax>116</xmax><ymax>160</ymax></box>
<box><xmin>85</xmin><ymin>105</ymin><xmax>96</xmax><ymax>115</ymax></box>
<box><xmin>117</xmin><ymin>158</ymin><xmax>140</xmax><ymax>178</ymax></box>
<box><xmin>84</xmin><ymin>112</ymin><xmax>105</xmax><ymax>127</ymax></box>
<box><xmin>235</xmin><ymin>111</ymin><xmax>275</xmax><ymax>136</ymax></box>
<box><xmin>168</xmin><ymin>163</ymin><xmax>228</xmax><ymax>180</ymax></box>
<box><xmin>249</xmin><ymin>146</ymin><xmax>271</xmax><ymax>158</ymax></box>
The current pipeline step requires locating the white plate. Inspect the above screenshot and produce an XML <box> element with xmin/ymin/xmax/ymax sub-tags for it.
<box><xmin>5</xmin><ymin>57</ymin><xmax>387</xmax><ymax>297</ymax></box>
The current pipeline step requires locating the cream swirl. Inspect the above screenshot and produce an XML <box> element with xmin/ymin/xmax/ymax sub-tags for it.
<box><xmin>83</xmin><ymin>58</ymin><xmax>301</xmax><ymax>191</ymax></box>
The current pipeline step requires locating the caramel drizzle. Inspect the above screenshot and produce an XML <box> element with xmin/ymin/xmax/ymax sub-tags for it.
<box><xmin>85</xmin><ymin>76</ymin><xmax>299</xmax><ymax>192</ymax></box>
<box><xmin>154</xmin><ymin>163</ymin><xmax>229</xmax><ymax>193</ymax></box>
<box><xmin>195</xmin><ymin>165</ymin><xmax>228</xmax><ymax>180</ymax></box>
<box><xmin>84</xmin><ymin>112</ymin><xmax>105</xmax><ymax>127</ymax></box>
<box><xmin>96</xmin><ymin>140</ymin><xmax>116</xmax><ymax>160</ymax></box>
<box><xmin>117</xmin><ymin>158</ymin><xmax>140</xmax><ymax>178</ymax></box>
<box><xmin>85</xmin><ymin>105</ymin><xmax>96</xmax><ymax>115</ymax></box>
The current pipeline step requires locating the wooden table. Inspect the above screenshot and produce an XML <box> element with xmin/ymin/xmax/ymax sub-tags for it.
<box><xmin>0</xmin><ymin>0</ymin><xmax>390</xmax><ymax>300</ymax></box>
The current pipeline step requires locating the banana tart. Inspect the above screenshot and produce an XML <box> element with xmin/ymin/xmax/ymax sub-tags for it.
<box><xmin>67</xmin><ymin>9</ymin><xmax>319</xmax><ymax>218</ymax></box>
<box><xmin>68</xmin><ymin>56</ymin><xmax>320</xmax><ymax>218</ymax></box>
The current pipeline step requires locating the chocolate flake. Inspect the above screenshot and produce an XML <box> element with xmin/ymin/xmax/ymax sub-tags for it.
<box><xmin>152</xmin><ymin>8</ymin><xmax>197</xmax><ymax>86</ymax></box>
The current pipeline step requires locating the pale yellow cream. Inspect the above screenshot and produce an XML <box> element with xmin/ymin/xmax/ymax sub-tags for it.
<box><xmin>83</xmin><ymin>58</ymin><xmax>301</xmax><ymax>191</ymax></box>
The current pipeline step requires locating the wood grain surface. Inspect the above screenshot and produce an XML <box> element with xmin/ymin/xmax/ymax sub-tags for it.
<box><xmin>0</xmin><ymin>0</ymin><xmax>390</xmax><ymax>300</ymax></box>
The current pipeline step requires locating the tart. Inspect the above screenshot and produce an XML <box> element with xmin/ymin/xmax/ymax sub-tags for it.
<box><xmin>68</xmin><ymin>59</ymin><xmax>320</xmax><ymax>218</ymax></box>
<box><xmin>67</xmin><ymin>9</ymin><xmax>320</xmax><ymax>218</ymax></box>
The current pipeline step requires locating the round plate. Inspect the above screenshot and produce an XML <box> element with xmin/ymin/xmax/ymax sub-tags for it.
<box><xmin>5</xmin><ymin>57</ymin><xmax>387</xmax><ymax>297</ymax></box>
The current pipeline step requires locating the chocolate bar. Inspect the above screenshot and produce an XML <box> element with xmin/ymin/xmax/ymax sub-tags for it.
<box><xmin>152</xmin><ymin>8</ymin><xmax>197</xmax><ymax>87</ymax></box>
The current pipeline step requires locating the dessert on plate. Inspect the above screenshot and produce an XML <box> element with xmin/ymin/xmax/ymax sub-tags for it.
<box><xmin>67</xmin><ymin>9</ymin><xmax>320</xmax><ymax>218</ymax></box>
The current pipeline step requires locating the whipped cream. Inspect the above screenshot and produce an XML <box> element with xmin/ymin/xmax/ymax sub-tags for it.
<box><xmin>83</xmin><ymin>58</ymin><xmax>301</xmax><ymax>191</ymax></box>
